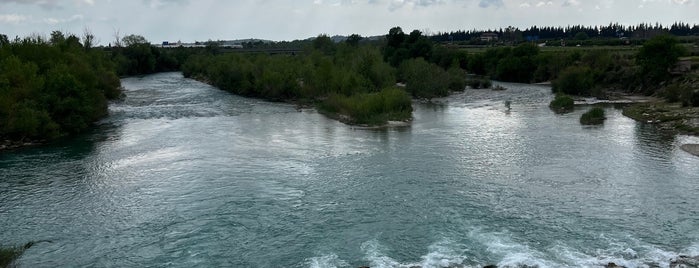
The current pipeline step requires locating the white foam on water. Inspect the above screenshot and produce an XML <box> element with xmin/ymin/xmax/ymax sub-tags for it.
<box><xmin>360</xmin><ymin>239</ymin><xmax>404</xmax><ymax>268</ymax></box>
<box><xmin>468</xmin><ymin>229</ymin><xmax>558</xmax><ymax>267</ymax></box>
<box><xmin>308</xmin><ymin>236</ymin><xmax>699</xmax><ymax>268</ymax></box>
<box><xmin>307</xmin><ymin>253</ymin><xmax>349</xmax><ymax>268</ymax></box>
<box><xmin>359</xmin><ymin>238</ymin><xmax>472</xmax><ymax>268</ymax></box>
<box><xmin>417</xmin><ymin>240</ymin><xmax>469</xmax><ymax>268</ymax></box>
<box><xmin>548</xmin><ymin>237</ymin><xmax>699</xmax><ymax>268</ymax></box>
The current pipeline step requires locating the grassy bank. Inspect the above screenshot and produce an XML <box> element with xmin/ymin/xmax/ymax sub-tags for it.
<box><xmin>623</xmin><ymin>102</ymin><xmax>699</xmax><ymax>135</ymax></box>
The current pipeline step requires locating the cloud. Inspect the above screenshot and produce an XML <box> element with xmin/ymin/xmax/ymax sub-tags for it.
<box><xmin>536</xmin><ymin>1</ymin><xmax>552</xmax><ymax>6</ymax></box>
<box><xmin>520</xmin><ymin>2</ymin><xmax>531</xmax><ymax>7</ymax></box>
<box><xmin>43</xmin><ymin>14</ymin><xmax>83</xmax><ymax>25</ymax></box>
<box><xmin>562</xmin><ymin>0</ymin><xmax>580</xmax><ymax>6</ymax></box>
<box><xmin>0</xmin><ymin>0</ymin><xmax>62</xmax><ymax>9</ymax></box>
<box><xmin>478</xmin><ymin>0</ymin><xmax>503</xmax><ymax>8</ymax></box>
<box><xmin>0</xmin><ymin>13</ymin><xmax>29</xmax><ymax>23</ymax></box>
<box><xmin>142</xmin><ymin>0</ymin><xmax>189</xmax><ymax>8</ymax></box>
<box><xmin>388</xmin><ymin>0</ymin><xmax>448</xmax><ymax>11</ymax></box>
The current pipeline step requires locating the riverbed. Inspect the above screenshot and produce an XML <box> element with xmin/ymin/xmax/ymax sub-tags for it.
<box><xmin>1</xmin><ymin>72</ymin><xmax>698</xmax><ymax>267</ymax></box>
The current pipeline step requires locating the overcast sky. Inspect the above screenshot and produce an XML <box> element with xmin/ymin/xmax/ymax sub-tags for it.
<box><xmin>0</xmin><ymin>0</ymin><xmax>697</xmax><ymax>44</ymax></box>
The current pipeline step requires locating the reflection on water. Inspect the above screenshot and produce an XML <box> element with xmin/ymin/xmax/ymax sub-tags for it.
<box><xmin>1</xmin><ymin>74</ymin><xmax>698</xmax><ymax>267</ymax></box>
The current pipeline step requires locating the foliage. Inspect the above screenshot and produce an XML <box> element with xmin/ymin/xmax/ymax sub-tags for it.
<box><xmin>182</xmin><ymin>43</ymin><xmax>412</xmax><ymax>125</ymax></box>
<box><xmin>466</xmin><ymin>43</ymin><xmax>539</xmax><ymax>83</ymax></box>
<box><xmin>466</xmin><ymin>77</ymin><xmax>492</xmax><ymax>89</ymax></box>
<box><xmin>398</xmin><ymin>58</ymin><xmax>452</xmax><ymax>99</ymax></box>
<box><xmin>580</xmin><ymin>107</ymin><xmax>606</xmax><ymax>125</ymax></box>
<box><xmin>574</xmin><ymin>32</ymin><xmax>589</xmax><ymax>41</ymax></box>
<box><xmin>121</xmin><ymin>34</ymin><xmax>149</xmax><ymax>47</ymax></box>
<box><xmin>0</xmin><ymin>33</ymin><xmax>121</xmax><ymax>142</ymax></box>
<box><xmin>383</xmin><ymin>27</ymin><xmax>434</xmax><ymax>67</ymax></box>
<box><xmin>1</xmin><ymin>246</ymin><xmax>22</xmax><ymax>268</ymax></box>
<box><xmin>549</xmin><ymin>94</ymin><xmax>575</xmax><ymax>113</ymax></box>
<box><xmin>319</xmin><ymin>87</ymin><xmax>412</xmax><ymax>125</ymax></box>
<box><xmin>1</xmin><ymin>242</ymin><xmax>35</xmax><ymax>268</ymax></box>
<box><xmin>637</xmin><ymin>35</ymin><xmax>687</xmax><ymax>85</ymax></box>
<box><xmin>552</xmin><ymin>66</ymin><xmax>594</xmax><ymax>95</ymax></box>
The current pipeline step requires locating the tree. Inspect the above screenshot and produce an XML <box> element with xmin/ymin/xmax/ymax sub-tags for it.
<box><xmin>574</xmin><ymin>32</ymin><xmax>589</xmax><ymax>41</ymax></box>
<box><xmin>122</xmin><ymin>34</ymin><xmax>149</xmax><ymax>47</ymax></box>
<box><xmin>112</xmin><ymin>29</ymin><xmax>122</xmax><ymax>47</ymax></box>
<box><xmin>312</xmin><ymin>34</ymin><xmax>335</xmax><ymax>54</ymax></box>
<box><xmin>386</xmin><ymin>27</ymin><xmax>405</xmax><ymax>48</ymax></box>
<box><xmin>0</xmin><ymin>34</ymin><xmax>8</xmax><ymax>47</ymax></box>
<box><xmin>82</xmin><ymin>28</ymin><xmax>95</xmax><ymax>49</ymax></box>
<box><xmin>552</xmin><ymin>66</ymin><xmax>594</xmax><ymax>95</ymax></box>
<box><xmin>50</xmin><ymin>31</ymin><xmax>65</xmax><ymax>45</ymax></box>
<box><xmin>346</xmin><ymin>34</ymin><xmax>362</xmax><ymax>47</ymax></box>
<box><xmin>637</xmin><ymin>35</ymin><xmax>687</xmax><ymax>84</ymax></box>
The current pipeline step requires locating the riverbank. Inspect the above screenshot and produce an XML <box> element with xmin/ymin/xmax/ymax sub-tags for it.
<box><xmin>0</xmin><ymin>139</ymin><xmax>45</xmax><ymax>152</ymax></box>
<box><xmin>622</xmin><ymin>102</ymin><xmax>699</xmax><ymax>136</ymax></box>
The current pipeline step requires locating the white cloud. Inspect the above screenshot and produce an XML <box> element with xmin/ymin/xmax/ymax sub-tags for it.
<box><xmin>520</xmin><ymin>2</ymin><xmax>531</xmax><ymax>7</ymax></box>
<box><xmin>0</xmin><ymin>13</ymin><xmax>29</xmax><ymax>23</ymax></box>
<box><xmin>43</xmin><ymin>14</ymin><xmax>83</xmax><ymax>25</ymax></box>
<box><xmin>479</xmin><ymin>0</ymin><xmax>504</xmax><ymax>8</ymax></box>
<box><xmin>562</xmin><ymin>0</ymin><xmax>580</xmax><ymax>6</ymax></box>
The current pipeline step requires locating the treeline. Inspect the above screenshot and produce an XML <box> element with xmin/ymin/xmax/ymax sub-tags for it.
<box><xmin>0</xmin><ymin>33</ymin><xmax>122</xmax><ymax>142</ymax></box>
<box><xmin>432</xmin><ymin>22</ymin><xmax>699</xmax><ymax>43</ymax></box>
<box><xmin>181</xmin><ymin>31</ymin><xmax>467</xmax><ymax>124</ymax></box>
<box><xmin>108</xmin><ymin>34</ymin><xmax>193</xmax><ymax>76</ymax></box>
<box><xmin>181</xmin><ymin>36</ymin><xmax>412</xmax><ymax>124</ymax></box>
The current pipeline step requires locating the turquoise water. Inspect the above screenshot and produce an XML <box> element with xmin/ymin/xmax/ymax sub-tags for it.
<box><xmin>1</xmin><ymin>72</ymin><xmax>698</xmax><ymax>267</ymax></box>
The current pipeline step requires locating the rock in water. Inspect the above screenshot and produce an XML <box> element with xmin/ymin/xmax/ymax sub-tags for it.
<box><xmin>680</xmin><ymin>144</ymin><xmax>699</xmax><ymax>157</ymax></box>
<box><xmin>605</xmin><ymin>262</ymin><xmax>626</xmax><ymax>268</ymax></box>
<box><xmin>670</xmin><ymin>255</ymin><xmax>699</xmax><ymax>268</ymax></box>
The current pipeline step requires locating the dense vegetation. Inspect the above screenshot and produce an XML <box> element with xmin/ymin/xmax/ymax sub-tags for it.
<box><xmin>580</xmin><ymin>107</ymin><xmax>606</xmax><ymax>125</ymax></box>
<box><xmin>1</xmin><ymin>24</ymin><xmax>695</xmax><ymax>144</ymax></box>
<box><xmin>0</xmin><ymin>242</ymin><xmax>34</xmax><ymax>268</ymax></box>
<box><xmin>431</xmin><ymin>22</ymin><xmax>699</xmax><ymax>44</ymax></box>
<box><xmin>0</xmin><ymin>32</ymin><xmax>121</xmax><ymax>142</ymax></box>
<box><xmin>181</xmin><ymin>31</ymin><xmax>466</xmax><ymax>125</ymax></box>
<box><xmin>549</xmin><ymin>94</ymin><xmax>575</xmax><ymax>113</ymax></box>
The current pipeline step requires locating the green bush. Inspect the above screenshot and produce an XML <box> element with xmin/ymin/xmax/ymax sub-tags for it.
<box><xmin>549</xmin><ymin>94</ymin><xmax>575</xmax><ymax>113</ymax></box>
<box><xmin>319</xmin><ymin>87</ymin><xmax>412</xmax><ymax>125</ymax></box>
<box><xmin>466</xmin><ymin>77</ymin><xmax>492</xmax><ymax>89</ymax></box>
<box><xmin>399</xmin><ymin>58</ymin><xmax>450</xmax><ymax>99</ymax></box>
<box><xmin>552</xmin><ymin>66</ymin><xmax>594</xmax><ymax>96</ymax></box>
<box><xmin>0</xmin><ymin>35</ymin><xmax>121</xmax><ymax>142</ymax></box>
<box><xmin>580</xmin><ymin>107</ymin><xmax>606</xmax><ymax>125</ymax></box>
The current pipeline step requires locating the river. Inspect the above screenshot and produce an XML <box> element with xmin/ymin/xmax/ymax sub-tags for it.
<box><xmin>1</xmin><ymin>72</ymin><xmax>698</xmax><ymax>267</ymax></box>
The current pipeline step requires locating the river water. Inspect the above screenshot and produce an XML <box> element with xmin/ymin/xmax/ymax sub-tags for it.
<box><xmin>1</xmin><ymin>72</ymin><xmax>698</xmax><ymax>268</ymax></box>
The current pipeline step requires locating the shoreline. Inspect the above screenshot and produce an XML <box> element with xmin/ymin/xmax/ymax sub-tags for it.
<box><xmin>681</xmin><ymin>144</ymin><xmax>699</xmax><ymax>156</ymax></box>
<box><xmin>0</xmin><ymin>139</ymin><xmax>45</xmax><ymax>153</ymax></box>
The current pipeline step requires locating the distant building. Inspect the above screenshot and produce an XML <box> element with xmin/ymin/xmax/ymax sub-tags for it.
<box><xmin>480</xmin><ymin>33</ymin><xmax>499</xmax><ymax>42</ymax></box>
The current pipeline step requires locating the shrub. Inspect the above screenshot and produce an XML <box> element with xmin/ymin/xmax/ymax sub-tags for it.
<box><xmin>319</xmin><ymin>87</ymin><xmax>412</xmax><ymax>125</ymax></box>
<box><xmin>552</xmin><ymin>66</ymin><xmax>594</xmax><ymax>96</ymax></box>
<box><xmin>580</xmin><ymin>107</ymin><xmax>606</xmax><ymax>125</ymax></box>
<box><xmin>549</xmin><ymin>94</ymin><xmax>575</xmax><ymax>113</ymax></box>
<box><xmin>399</xmin><ymin>58</ymin><xmax>450</xmax><ymax>99</ymax></box>
<box><xmin>466</xmin><ymin>77</ymin><xmax>492</xmax><ymax>89</ymax></box>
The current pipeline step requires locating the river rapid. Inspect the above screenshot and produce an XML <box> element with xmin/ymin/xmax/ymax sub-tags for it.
<box><xmin>1</xmin><ymin>72</ymin><xmax>698</xmax><ymax>267</ymax></box>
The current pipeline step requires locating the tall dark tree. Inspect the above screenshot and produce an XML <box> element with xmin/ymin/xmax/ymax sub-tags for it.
<box><xmin>637</xmin><ymin>35</ymin><xmax>687</xmax><ymax>85</ymax></box>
